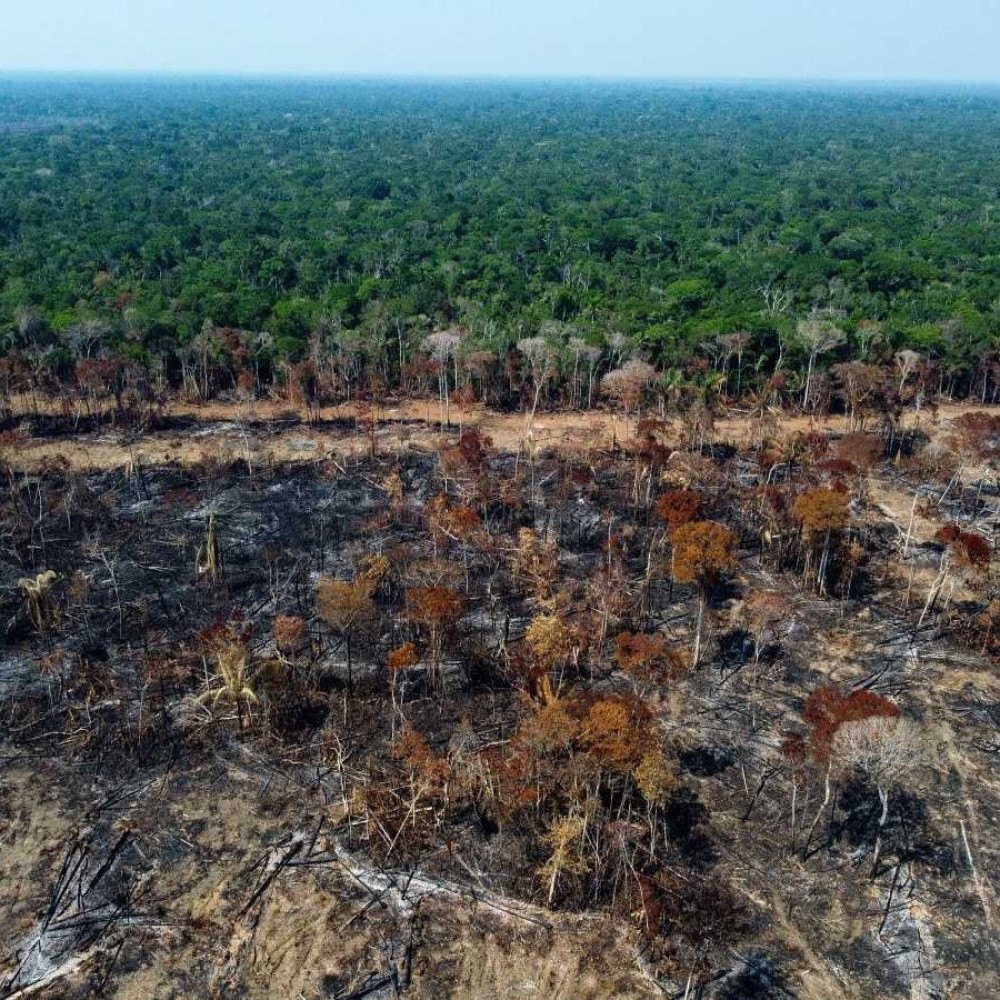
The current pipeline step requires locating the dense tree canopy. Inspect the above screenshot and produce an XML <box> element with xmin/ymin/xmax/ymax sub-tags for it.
<box><xmin>3</xmin><ymin>78</ymin><xmax>1000</xmax><ymax>400</ymax></box>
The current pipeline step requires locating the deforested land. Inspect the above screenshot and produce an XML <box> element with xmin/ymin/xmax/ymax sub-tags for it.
<box><xmin>3</xmin><ymin>79</ymin><xmax>1000</xmax><ymax>1000</ymax></box>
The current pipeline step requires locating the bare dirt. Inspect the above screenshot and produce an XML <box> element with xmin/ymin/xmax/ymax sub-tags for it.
<box><xmin>1</xmin><ymin>395</ymin><xmax>979</xmax><ymax>472</ymax></box>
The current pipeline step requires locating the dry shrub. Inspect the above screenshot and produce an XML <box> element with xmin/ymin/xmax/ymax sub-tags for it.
<box><xmin>273</xmin><ymin>614</ymin><xmax>307</xmax><ymax>654</ymax></box>
<box><xmin>655</xmin><ymin>489</ymin><xmax>703</xmax><ymax>533</ymax></box>
<box><xmin>792</xmin><ymin>487</ymin><xmax>849</xmax><ymax>534</ymax></box>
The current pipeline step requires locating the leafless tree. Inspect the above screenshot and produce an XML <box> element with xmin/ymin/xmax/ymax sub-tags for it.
<box><xmin>796</xmin><ymin>315</ymin><xmax>846</xmax><ymax>409</ymax></box>
<box><xmin>758</xmin><ymin>277</ymin><xmax>793</xmax><ymax>316</ymax></box>
<box><xmin>832</xmin><ymin>716</ymin><xmax>922</xmax><ymax>871</ymax></box>
<box><xmin>517</xmin><ymin>336</ymin><xmax>558</xmax><ymax>431</ymax></box>
<box><xmin>569</xmin><ymin>339</ymin><xmax>602</xmax><ymax>409</ymax></box>
<box><xmin>423</xmin><ymin>328</ymin><xmax>464</xmax><ymax>428</ymax></box>
<box><xmin>895</xmin><ymin>349</ymin><xmax>923</xmax><ymax>394</ymax></box>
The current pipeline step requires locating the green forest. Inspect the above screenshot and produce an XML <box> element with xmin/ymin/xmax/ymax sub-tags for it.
<box><xmin>3</xmin><ymin>77</ymin><xmax>1000</xmax><ymax>404</ymax></box>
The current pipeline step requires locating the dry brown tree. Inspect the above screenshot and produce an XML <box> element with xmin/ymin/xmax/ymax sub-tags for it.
<box><xmin>940</xmin><ymin>411</ymin><xmax>1000</xmax><ymax>503</ymax></box>
<box><xmin>919</xmin><ymin>523</ymin><xmax>992</xmax><ymax>626</ymax></box>
<box><xmin>792</xmin><ymin>487</ymin><xmax>849</xmax><ymax>594</ymax></box>
<box><xmin>894</xmin><ymin>348</ymin><xmax>923</xmax><ymax>394</ymax></box>
<box><xmin>404</xmin><ymin>585</ymin><xmax>466</xmax><ymax>692</ymax></box>
<box><xmin>387</xmin><ymin>641</ymin><xmax>418</xmax><ymax>731</ymax></box>
<box><xmin>365</xmin><ymin>725</ymin><xmax>452</xmax><ymax>862</ymax></box>
<box><xmin>832</xmin><ymin>362</ymin><xmax>883</xmax><ymax>431</ymax></box>
<box><xmin>315</xmin><ymin>576</ymin><xmax>376</xmax><ymax>691</ymax></box>
<box><xmin>615</xmin><ymin>630</ymin><xmax>685</xmax><ymax>697</ymax></box>
<box><xmin>539</xmin><ymin>813</ymin><xmax>590</xmax><ymax>906</ymax></box>
<box><xmin>511</xmin><ymin>526</ymin><xmax>560</xmax><ymax>601</ymax></box>
<box><xmin>525</xmin><ymin>612</ymin><xmax>586</xmax><ymax>694</ymax></box>
<box><xmin>272</xmin><ymin>614</ymin><xmax>307</xmax><ymax>662</ymax></box>
<box><xmin>670</xmin><ymin>520</ymin><xmax>738</xmax><ymax>667</ymax></box>
<box><xmin>734</xmin><ymin>589</ymin><xmax>791</xmax><ymax>727</ymax></box>
<box><xmin>424</xmin><ymin>492</ymin><xmax>485</xmax><ymax>590</ymax></box>
<box><xmin>650</xmin><ymin>488</ymin><xmax>705</xmax><ymax>604</ymax></box>
<box><xmin>655</xmin><ymin>488</ymin><xmax>703</xmax><ymax>534</ymax></box>
<box><xmin>516</xmin><ymin>335</ymin><xmax>558</xmax><ymax>435</ymax></box>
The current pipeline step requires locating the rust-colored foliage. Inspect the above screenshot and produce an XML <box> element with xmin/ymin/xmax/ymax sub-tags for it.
<box><xmin>655</xmin><ymin>489</ymin><xmax>703</xmax><ymax>533</ymax></box>
<box><xmin>949</xmin><ymin>411</ymin><xmax>1000</xmax><ymax>460</ymax></box>
<box><xmin>197</xmin><ymin>609</ymin><xmax>252</xmax><ymax>652</ymax></box>
<box><xmin>780</xmin><ymin>731</ymin><xmax>808</xmax><ymax>765</ymax></box>
<box><xmin>456</xmin><ymin>429</ymin><xmax>492</xmax><ymax>470</ymax></box>
<box><xmin>936</xmin><ymin>523</ymin><xmax>991</xmax><ymax>569</ymax></box>
<box><xmin>670</xmin><ymin>520</ymin><xmax>737</xmax><ymax>588</ymax></box>
<box><xmin>801</xmin><ymin>685</ymin><xmax>899</xmax><ymax>761</ymax></box>
<box><xmin>819</xmin><ymin>457</ymin><xmax>859</xmax><ymax>477</ymax></box>
<box><xmin>387</xmin><ymin>641</ymin><xmax>418</xmax><ymax>674</ymax></box>
<box><xmin>405</xmin><ymin>585</ymin><xmax>465</xmax><ymax>631</ymax></box>
<box><xmin>404</xmin><ymin>584</ymin><xmax>466</xmax><ymax>690</ymax></box>
<box><xmin>362</xmin><ymin>724</ymin><xmax>453</xmax><ymax>861</ymax></box>
<box><xmin>316</xmin><ymin>576</ymin><xmax>377</xmax><ymax>687</ymax></box>
<box><xmin>391</xmin><ymin>724</ymin><xmax>451</xmax><ymax>784</ymax></box>
<box><xmin>272</xmin><ymin>614</ymin><xmax>306</xmax><ymax>654</ymax></box>
<box><xmin>792</xmin><ymin>487</ymin><xmax>850</xmax><ymax>535</ymax></box>
<box><xmin>427</xmin><ymin>493</ymin><xmax>482</xmax><ymax>544</ymax></box>
<box><xmin>581</xmin><ymin>694</ymin><xmax>652</xmax><ymax>775</ymax></box>
<box><xmin>519</xmin><ymin>694</ymin><xmax>580</xmax><ymax>754</ymax></box>
<box><xmin>615</xmin><ymin>631</ymin><xmax>667</xmax><ymax>672</ymax></box>
<box><xmin>835</xmin><ymin>432</ymin><xmax>882</xmax><ymax>469</ymax></box>
<box><xmin>631</xmin><ymin>419</ymin><xmax>672</xmax><ymax>468</ymax></box>
<box><xmin>315</xmin><ymin>577</ymin><xmax>375</xmax><ymax>632</ymax></box>
<box><xmin>614</xmin><ymin>631</ymin><xmax>685</xmax><ymax>689</ymax></box>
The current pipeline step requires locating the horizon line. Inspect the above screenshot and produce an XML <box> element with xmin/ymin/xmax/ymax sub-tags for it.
<box><xmin>2</xmin><ymin>69</ymin><xmax>1000</xmax><ymax>90</ymax></box>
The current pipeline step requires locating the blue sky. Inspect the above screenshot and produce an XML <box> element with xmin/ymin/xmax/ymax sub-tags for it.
<box><xmin>1</xmin><ymin>0</ymin><xmax>996</xmax><ymax>82</ymax></box>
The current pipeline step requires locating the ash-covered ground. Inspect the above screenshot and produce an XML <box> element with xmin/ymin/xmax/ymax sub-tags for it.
<box><xmin>2</xmin><ymin>420</ymin><xmax>1000</xmax><ymax>999</ymax></box>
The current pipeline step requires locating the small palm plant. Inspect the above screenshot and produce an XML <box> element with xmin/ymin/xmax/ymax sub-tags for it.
<box><xmin>18</xmin><ymin>570</ymin><xmax>58</xmax><ymax>633</ymax></box>
<box><xmin>195</xmin><ymin>511</ymin><xmax>222</xmax><ymax>583</ymax></box>
<box><xmin>198</xmin><ymin>640</ymin><xmax>257</xmax><ymax>730</ymax></box>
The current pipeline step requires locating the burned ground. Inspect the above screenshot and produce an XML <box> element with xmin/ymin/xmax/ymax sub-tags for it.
<box><xmin>2</xmin><ymin>409</ymin><xmax>1000</xmax><ymax>999</ymax></box>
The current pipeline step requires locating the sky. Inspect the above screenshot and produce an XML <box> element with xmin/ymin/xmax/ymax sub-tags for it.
<box><xmin>0</xmin><ymin>0</ymin><xmax>997</xmax><ymax>83</ymax></box>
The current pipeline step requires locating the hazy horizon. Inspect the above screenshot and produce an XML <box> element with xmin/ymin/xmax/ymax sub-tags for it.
<box><xmin>3</xmin><ymin>71</ymin><xmax>1000</xmax><ymax>90</ymax></box>
<box><xmin>1</xmin><ymin>0</ymin><xmax>997</xmax><ymax>84</ymax></box>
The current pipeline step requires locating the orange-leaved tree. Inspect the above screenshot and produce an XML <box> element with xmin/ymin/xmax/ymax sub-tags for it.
<box><xmin>792</xmin><ymin>487</ymin><xmax>849</xmax><ymax>594</ymax></box>
<box><xmin>387</xmin><ymin>641</ymin><xmax>418</xmax><ymax>731</ymax></box>
<box><xmin>405</xmin><ymin>585</ymin><xmax>466</xmax><ymax>692</ymax></box>
<box><xmin>670</xmin><ymin>520</ymin><xmax>738</xmax><ymax>667</ymax></box>
<box><xmin>655</xmin><ymin>489</ymin><xmax>703</xmax><ymax>534</ymax></box>
<box><xmin>525</xmin><ymin>612</ymin><xmax>586</xmax><ymax>694</ymax></box>
<box><xmin>272</xmin><ymin>614</ymin><xmax>307</xmax><ymax>663</ymax></box>
<box><xmin>315</xmin><ymin>576</ymin><xmax>376</xmax><ymax>691</ymax></box>
<box><xmin>615</xmin><ymin>631</ymin><xmax>685</xmax><ymax>696</ymax></box>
